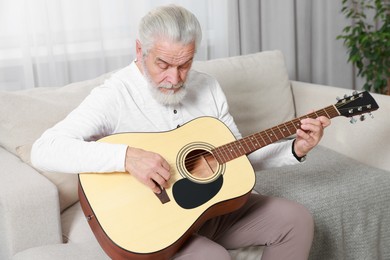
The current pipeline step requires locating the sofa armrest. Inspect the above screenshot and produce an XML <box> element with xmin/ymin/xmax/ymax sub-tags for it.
<box><xmin>0</xmin><ymin>147</ymin><xmax>62</xmax><ymax>259</ymax></box>
<box><xmin>291</xmin><ymin>81</ymin><xmax>390</xmax><ymax>172</ymax></box>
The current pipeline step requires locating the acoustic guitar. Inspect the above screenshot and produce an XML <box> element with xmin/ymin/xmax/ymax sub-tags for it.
<box><xmin>78</xmin><ymin>91</ymin><xmax>378</xmax><ymax>259</ymax></box>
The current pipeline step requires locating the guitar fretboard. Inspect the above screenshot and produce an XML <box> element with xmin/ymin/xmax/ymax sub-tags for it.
<box><xmin>212</xmin><ymin>105</ymin><xmax>339</xmax><ymax>164</ymax></box>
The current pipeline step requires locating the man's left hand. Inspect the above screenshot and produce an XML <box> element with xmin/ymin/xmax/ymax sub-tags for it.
<box><xmin>294</xmin><ymin>116</ymin><xmax>331</xmax><ymax>157</ymax></box>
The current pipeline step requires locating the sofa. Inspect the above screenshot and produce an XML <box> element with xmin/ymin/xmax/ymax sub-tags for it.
<box><xmin>1</xmin><ymin>50</ymin><xmax>389</xmax><ymax>260</ymax></box>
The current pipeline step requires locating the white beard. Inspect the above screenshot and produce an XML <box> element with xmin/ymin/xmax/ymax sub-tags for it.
<box><xmin>147</xmin><ymin>83</ymin><xmax>187</xmax><ymax>106</ymax></box>
<box><xmin>142</xmin><ymin>61</ymin><xmax>187</xmax><ymax>106</ymax></box>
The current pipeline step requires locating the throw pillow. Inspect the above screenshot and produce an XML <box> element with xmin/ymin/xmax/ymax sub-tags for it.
<box><xmin>0</xmin><ymin>72</ymin><xmax>113</xmax><ymax>211</ymax></box>
<box><xmin>192</xmin><ymin>50</ymin><xmax>294</xmax><ymax>137</ymax></box>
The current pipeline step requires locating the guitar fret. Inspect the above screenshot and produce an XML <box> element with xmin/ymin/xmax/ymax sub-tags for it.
<box><xmin>213</xmin><ymin>148</ymin><xmax>221</xmax><ymax>163</ymax></box>
<box><xmin>229</xmin><ymin>143</ymin><xmax>239</xmax><ymax>158</ymax></box>
<box><xmin>275</xmin><ymin>125</ymin><xmax>284</xmax><ymax>138</ymax></box>
<box><xmin>252</xmin><ymin>133</ymin><xmax>262</xmax><ymax>146</ymax></box>
<box><xmin>218</xmin><ymin>146</ymin><xmax>229</xmax><ymax>163</ymax></box>
<box><xmin>242</xmin><ymin>138</ymin><xmax>252</xmax><ymax>154</ymax></box>
<box><xmin>258</xmin><ymin>133</ymin><xmax>267</xmax><ymax>146</ymax></box>
<box><xmin>283</xmin><ymin>122</ymin><xmax>292</xmax><ymax>135</ymax></box>
<box><xmin>223</xmin><ymin>145</ymin><xmax>230</xmax><ymax>161</ymax></box>
<box><xmin>252</xmin><ymin>133</ymin><xmax>263</xmax><ymax>149</ymax></box>
<box><xmin>270</xmin><ymin>128</ymin><xmax>278</xmax><ymax>141</ymax></box>
<box><xmin>323</xmin><ymin>108</ymin><xmax>331</xmax><ymax>118</ymax></box>
<box><xmin>279</xmin><ymin>126</ymin><xmax>287</xmax><ymax>138</ymax></box>
<box><xmin>254</xmin><ymin>133</ymin><xmax>265</xmax><ymax>149</ymax></box>
<box><xmin>227</xmin><ymin>143</ymin><xmax>234</xmax><ymax>161</ymax></box>
<box><xmin>253</xmin><ymin>136</ymin><xmax>261</xmax><ymax>148</ymax></box>
<box><xmin>264</xmin><ymin>131</ymin><xmax>272</xmax><ymax>143</ymax></box>
<box><xmin>322</xmin><ymin>111</ymin><xmax>327</xmax><ymax>117</ymax></box>
<box><xmin>293</xmin><ymin>120</ymin><xmax>301</xmax><ymax>130</ymax></box>
<box><xmin>246</xmin><ymin>136</ymin><xmax>254</xmax><ymax>149</ymax></box>
<box><xmin>265</xmin><ymin>131</ymin><xmax>273</xmax><ymax>142</ymax></box>
<box><xmin>236</xmin><ymin>141</ymin><xmax>245</xmax><ymax>155</ymax></box>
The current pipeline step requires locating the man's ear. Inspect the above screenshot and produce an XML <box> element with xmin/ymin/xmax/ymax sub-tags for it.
<box><xmin>135</xmin><ymin>39</ymin><xmax>143</xmax><ymax>61</ymax></box>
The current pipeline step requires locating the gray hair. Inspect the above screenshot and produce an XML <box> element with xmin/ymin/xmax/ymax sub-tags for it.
<box><xmin>138</xmin><ymin>5</ymin><xmax>202</xmax><ymax>55</ymax></box>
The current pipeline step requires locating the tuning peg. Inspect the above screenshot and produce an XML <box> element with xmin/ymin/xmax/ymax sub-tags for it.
<box><xmin>359</xmin><ymin>115</ymin><xmax>366</xmax><ymax>121</ymax></box>
<box><xmin>369</xmin><ymin>112</ymin><xmax>374</xmax><ymax>119</ymax></box>
<box><xmin>336</xmin><ymin>96</ymin><xmax>342</xmax><ymax>101</ymax></box>
<box><xmin>352</xmin><ymin>90</ymin><xmax>358</xmax><ymax>95</ymax></box>
<box><xmin>350</xmin><ymin>117</ymin><xmax>357</xmax><ymax>124</ymax></box>
<box><xmin>344</xmin><ymin>94</ymin><xmax>348</xmax><ymax>98</ymax></box>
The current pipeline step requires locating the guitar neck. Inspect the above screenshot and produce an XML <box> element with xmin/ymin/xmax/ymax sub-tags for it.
<box><xmin>212</xmin><ymin>105</ymin><xmax>340</xmax><ymax>164</ymax></box>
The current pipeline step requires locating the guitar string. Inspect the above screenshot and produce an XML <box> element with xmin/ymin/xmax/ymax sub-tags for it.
<box><xmin>217</xmin><ymin>97</ymin><xmax>363</xmax><ymax>162</ymax></box>
<box><xmin>214</xmin><ymin>97</ymin><xmax>368</xmax><ymax>160</ymax></box>
<box><xmin>190</xmin><ymin>108</ymin><xmax>334</xmax><ymax>164</ymax></box>
<box><xmin>164</xmin><ymin>98</ymin><xmax>366</xmax><ymax>173</ymax></box>
<box><xmin>192</xmin><ymin>107</ymin><xmax>333</xmax><ymax>161</ymax></box>
<box><xmin>169</xmin><ymin>108</ymin><xmax>334</xmax><ymax>171</ymax></box>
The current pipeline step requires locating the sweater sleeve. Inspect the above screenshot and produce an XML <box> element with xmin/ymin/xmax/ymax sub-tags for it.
<box><xmin>247</xmin><ymin>139</ymin><xmax>299</xmax><ymax>170</ymax></box>
<box><xmin>210</xmin><ymin>80</ymin><xmax>299</xmax><ymax>170</ymax></box>
<box><xmin>31</xmin><ymin>82</ymin><xmax>128</xmax><ymax>174</ymax></box>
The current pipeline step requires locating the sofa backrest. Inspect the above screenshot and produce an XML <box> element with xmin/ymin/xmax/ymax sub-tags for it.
<box><xmin>0</xmin><ymin>50</ymin><xmax>295</xmax><ymax>212</ymax></box>
<box><xmin>192</xmin><ymin>50</ymin><xmax>295</xmax><ymax>137</ymax></box>
<box><xmin>0</xmin><ymin>72</ymin><xmax>114</xmax><ymax>212</ymax></box>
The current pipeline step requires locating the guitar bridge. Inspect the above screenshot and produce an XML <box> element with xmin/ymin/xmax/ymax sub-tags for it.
<box><xmin>155</xmin><ymin>188</ymin><xmax>170</xmax><ymax>204</ymax></box>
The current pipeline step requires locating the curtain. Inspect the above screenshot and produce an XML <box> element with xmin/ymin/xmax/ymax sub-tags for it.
<box><xmin>0</xmin><ymin>0</ymin><xmax>359</xmax><ymax>91</ymax></box>
<box><xmin>0</xmin><ymin>0</ymin><xmax>232</xmax><ymax>91</ymax></box>
<box><xmin>233</xmin><ymin>0</ymin><xmax>361</xmax><ymax>91</ymax></box>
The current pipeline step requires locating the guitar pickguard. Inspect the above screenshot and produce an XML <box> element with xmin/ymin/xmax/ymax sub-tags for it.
<box><xmin>172</xmin><ymin>175</ymin><xmax>223</xmax><ymax>209</ymax></box>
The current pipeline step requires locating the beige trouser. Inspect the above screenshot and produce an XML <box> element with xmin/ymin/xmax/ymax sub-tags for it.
<box><xmin>173</xmin><ymin>193</ymin><xmax>314</xmax><ymax>260</ymax></box>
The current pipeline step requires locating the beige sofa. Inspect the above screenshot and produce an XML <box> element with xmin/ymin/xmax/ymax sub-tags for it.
<box><xmin>1</xmin><ymin>51</ymin><xmax>389</xmax><ymax>260</ymax></box>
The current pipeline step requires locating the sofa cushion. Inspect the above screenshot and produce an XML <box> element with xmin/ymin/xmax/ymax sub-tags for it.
<box><xmin>11</xmin><ymin>200</ymin><xmax>262</xmax><ymax>259</ymax></box>
<box><xmin>0</xmin><ymin>72</ymin><xmax>113</xmax><ymax>211</ymax></box>
<box><xmin>0</xmin><ymin>72</ymin><xmax>113</xmax><ymax>156</ymax></box>
<box><xmin>254</xmin><ymin>145</ymin><xmax>390</xmax><ymax>260</ymax></box>
<box><xmin>61</xmin><ymin>202</ymin><xmax>96</xmax><ymax>244</ymax></box>
<box><xmin>12</xmin><ymin>241</ymin><xmax>109</xmax><ymax>260</ymax></box>
<box><xmin>192</xmin><ymin>50</ymin><xmax>295</xmax><ymax>137</ymax></box>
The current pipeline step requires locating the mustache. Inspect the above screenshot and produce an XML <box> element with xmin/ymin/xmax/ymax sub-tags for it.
<box><xmin>158</xmin><ymin>82</ymin><xmax>184</xmax><ymax>89</ymax></box>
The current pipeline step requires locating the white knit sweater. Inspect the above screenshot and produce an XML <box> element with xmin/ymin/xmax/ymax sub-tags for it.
<box><xmin>31</xmin><ymin>61</ymin><xmax>298</xmax><ymax>174</ymax></box>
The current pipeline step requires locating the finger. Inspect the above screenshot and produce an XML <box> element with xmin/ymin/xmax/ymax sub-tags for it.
<box><xmin>303</xmin><ymin>116</ymin><xmax>330</xmax><ymax>128</ymax></box>
<box><xmin>151</xmin><ymin>154</ymin><xmax>170</xmax><ymax>178</ymax></box>
<box><xmin>318</xmin><ymin>116</ymin><xmax>331</xmax><ymax>127</ymax></box>
<box><xmin>297</xmin><ymin>128</ymin><xmax>321</xmax><ymax>146</ymax></box>
<box><xmin>147</xmin><ymin>178</ymin><xmax>162</xmax><ymax>194</ymax></box>
<box><xmin>158</xmin><ymin>161</ymin><xmax>171</xmax><ymax>181</ymax></box>
<box><xmin>152</xmin><ymin>172</ymin><xmax>169</xmax><ymax>188</ymax></box>
<box><xmin>300</xmin><ymin>123</ymin><xmax>321</xmax><ymax>135</ymax></box>
<box><xmin>301</xmin><ymin>117</ymin><xmax>322</xmax><ymax>126</ymax></box>
<box><xmin>161</xmin><ymin>159</ymin><xmax>170</xmax><ymax>171</ymax></box>
<box><xmin>296</xmin><ymin>129</ymin><xmax>311</xmax><ymax>141</ymax></box>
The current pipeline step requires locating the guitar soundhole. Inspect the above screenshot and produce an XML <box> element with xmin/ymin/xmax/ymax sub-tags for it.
<box><xmin>184</xmin><ymin>150</ymin><xmax>218</xmax><ymax>180</ymax></box>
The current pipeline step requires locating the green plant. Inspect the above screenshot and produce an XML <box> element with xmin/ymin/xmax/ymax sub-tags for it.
<box><xmin>337</xmin><ymin>0</ymin><xmax>390</xmax><ymax>95</ymax></box>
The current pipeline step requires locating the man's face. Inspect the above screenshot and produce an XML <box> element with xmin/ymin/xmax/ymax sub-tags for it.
<box><xmin>136</xmin><ymin>39</ymin><xmax>195</xmax><ymax>105</ymax></box>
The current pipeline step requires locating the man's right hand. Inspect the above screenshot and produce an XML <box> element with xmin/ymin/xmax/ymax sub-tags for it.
<box><xmin>124</xmin><ymin>146</ymin><xmax>171</xmax><ymax>194</ymax></box>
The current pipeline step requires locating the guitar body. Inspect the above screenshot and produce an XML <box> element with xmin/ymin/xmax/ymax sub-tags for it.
<box><xmin>78</xmin><ymin>117</ymin><xmax>255</xmax><ymax>259</ymax></box>
<box><xmin>78</xmin><ymin>90</ymin><xmax>379</xmax><ymax>259</ymax></box>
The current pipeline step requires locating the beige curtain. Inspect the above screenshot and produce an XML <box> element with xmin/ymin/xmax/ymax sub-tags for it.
<box><xmin>0</xmin><ymin>0</ymin><xmax>361</xmax><ymax>91</ymax></box>
<box><xmin>0</xmin><ymin>0</ymin><xmax>231</xmax><ymax>91</ymax></box>
<box><xmin>230</xmin><ymin>0</ymin><xmax>361</xmax><ymax>91</ymax></box>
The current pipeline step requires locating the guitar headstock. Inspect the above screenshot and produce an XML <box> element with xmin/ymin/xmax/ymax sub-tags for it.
<box><xmin>335</xmin><ymin>91</ymin><xmax>379</xmax><ymax>119</ymax></box>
